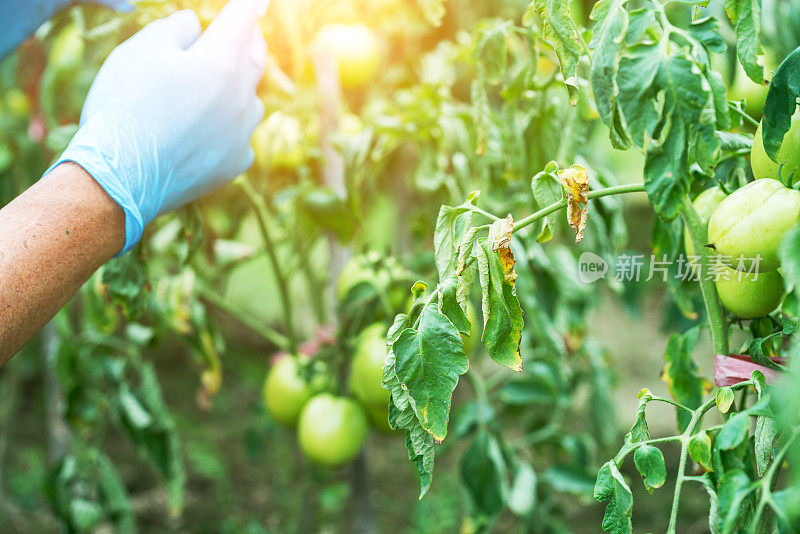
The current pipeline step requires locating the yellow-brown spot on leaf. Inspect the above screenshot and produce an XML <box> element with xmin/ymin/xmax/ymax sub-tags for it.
<box><xmin>558</xmin><ymin>164</ymin><xmax>590</xmax><ymax>243</ymax></box>
<box><xmin>488</xmin><ymin>215</ymin><xmax>517</xmax><ymax>284</ymax></box>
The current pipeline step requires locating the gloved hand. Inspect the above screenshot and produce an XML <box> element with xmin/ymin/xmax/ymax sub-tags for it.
<box><xmin>0</xmin><ymin>0</ymin><xmax>133</xmax><ymax>60</ymax></box>
<box><xmin>46</xmin><ymin>0</ymin><xmax>268</xmax><ymax>254</ymax></box>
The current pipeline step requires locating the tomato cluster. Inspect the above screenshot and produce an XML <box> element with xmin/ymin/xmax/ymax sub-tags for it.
<box><xmin>690</xmin><ymin>147</ymin><xmax>800</xmax><ymax>319</ymax></box>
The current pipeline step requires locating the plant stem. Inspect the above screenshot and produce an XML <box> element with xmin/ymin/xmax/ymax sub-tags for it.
<box><xmin>469</xmin><ymin>206</ymin><xmax>501</xmax><ymax>221</ymax></box>
<box><xmin>728</xmin><ymin>102</ymin><xmax>761</xmax><ymax>129</ymax></box>
<box><xmin>514</xmin><ymin>183</ymin><xmax>647</xmax><ymax>232</ymax></box>
<box><xmin>681</xmin><ymin>197</ymin><xmax>729</xmax><ymax>356</ymax></box>
<box><xmin>197</xmin><ymin>284</ymin><xmax>289</xmax><ymax>349</ymax></box>
<box><xmin>240</xmin><ymin>178</ymin><xmax>299</xmax><ymax>355</ymax></box>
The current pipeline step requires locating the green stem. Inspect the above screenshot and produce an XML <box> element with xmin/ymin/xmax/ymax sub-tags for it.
<box><xmin>469</xmin><ymin>206</ymin><xmax>501</xmax><ymax>221</ymax></box>
<box><xmin>681</xmin><ymin>197</ymin><xmax>729</xmax><ymax>356</ymax></box>
<box><xmin>240</xmin><ymin>178</ymin><xmax>299</xmax><ymax>355</ymax></box>
<box><xmin>666</xmin><ymin>380</ymin><xmax>753</xmax><ymax>533</ymax></box>
<box><xmin>514</xmin><ymin>183</ymin><xmax>647</xmax><ymax>232</ymax></box>
<box><xmin>197</xmin><ymin>284</ymin><xmax>289</xmax><ymax>349</ymax></box>
<box><xmin>728</xmin><ymin>101</ymin><xmax>761</xmax><ymax>129</ymax></box>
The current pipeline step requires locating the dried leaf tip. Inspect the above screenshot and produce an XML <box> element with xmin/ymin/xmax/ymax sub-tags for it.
<box><xmin>557</xmin><ymin>164</ymin><xmax>589</xmax><ymax>243</ymax></box>
<box><xmin>488</xmin><ymin>215</ymin><xmax>517</xmax><ymax>284</ymax></box>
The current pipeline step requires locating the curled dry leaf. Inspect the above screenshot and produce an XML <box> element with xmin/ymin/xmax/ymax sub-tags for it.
<box><xmin>488</xmin><ymin>214</ymin><xmax>517</xmax><ymax>284</ymax></box>
<box><xmin>558</xmin><ymin>164</ymin><xmax>590</xmax><ymax>243</ymax></box>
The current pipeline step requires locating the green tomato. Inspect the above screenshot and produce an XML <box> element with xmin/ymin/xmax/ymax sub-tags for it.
<box><xmin>707</xmin><ymin>178</ymin><xmax>800</xmax><ymax>272</ymax></box>
<box><xmin>349</xmin><ymin>323</ymin><xmax>390</xmax><ymax>407</ymax></box>
<box><xmin>251</xmin><ymin>111</ymin><xmax>307</xmax><ymax>171</ymax></box>
<box><xmin>263</xmin><ymin>355</ymin><xmax>317</xmax><ymax>426</ymax></box>
<box><xmin>297</xmin><ymin>394</ymin><xmax>369</xmax><ymax>466</ymax></box>
<box><xmin>684</xmin><ymin>187</ymin><xmax>727</xmax><ymax>257</ymax></box>
<box><xmin>751</xmin><ymin>114</ymin><xmax>800</xmax><ymax>184</ymax></box>
<box><xmin>715</xmin><ymin>265</ymin><xmax>785</xmax><ymax>319</ymax></box>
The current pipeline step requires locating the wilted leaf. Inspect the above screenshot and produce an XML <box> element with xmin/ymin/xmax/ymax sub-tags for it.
<box><xmin>558</xmin><ymin>164</ymin><xmax>590</xmax><ymax>243</ymax></box>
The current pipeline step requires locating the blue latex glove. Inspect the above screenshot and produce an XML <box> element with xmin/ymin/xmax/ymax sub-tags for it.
<box><xmin>45</xmin><ymin>0</ymin><xmax>268</xmax><ymax>254</ymax></box>
<box><xmin>0</xmin><ymin>0</ymin><xmax>133</xmax><ymax>60</ymax></box>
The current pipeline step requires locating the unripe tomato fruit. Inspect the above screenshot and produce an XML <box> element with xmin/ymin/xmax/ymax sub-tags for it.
<box><xmin>263</xmin><ymin>355</ymin><xmax>318</xmax><ymax>426</ymax></box>
<box><xmin>297</xmin><ymin>394</ymin><xmax>369</xmax><ymax>466</ymax></box>
<box><xmin>707</xmin><ymin>179</ymin><xmax>800</xmax><ymax>272</ymax></box>
<box><xmin>251</xmin><ymin>111</ymin><xmax>307</xmax><ymax>171</ymax></box>
<box><xmin>349</xmin><ymin>323</ymin><xmax>389</xmax><ymax>408</ymax></box>
<box><xmin>751</xmin><ymin>114</ymin><xmax>800</xmax><ymax>183</ymax></box>
<box><xmin>715</xmin><ymin>265</ymin><xmax>784</xmax><ymax>319</ymax></box>
<box><xmin>314</xmin><ymin>24</ymin><xmax>380</xmax><ymax>89</ymax></box>
<box><xmin>684</xmin><ymin>187</ymin><xmax>727</xmax><ymax>257</ymax></box>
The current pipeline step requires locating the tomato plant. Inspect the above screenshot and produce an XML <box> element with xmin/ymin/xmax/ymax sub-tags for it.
<box><xmin>4</xmin><ymin>0</ymin><xmax>800</xmax><ymax>532</ymax></box>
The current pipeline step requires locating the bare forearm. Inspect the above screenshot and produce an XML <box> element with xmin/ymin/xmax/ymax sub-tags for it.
<box><xmin>0</xmin><ymin>162</ymin><xmax>125</xmax><ymax>365</ymax></box>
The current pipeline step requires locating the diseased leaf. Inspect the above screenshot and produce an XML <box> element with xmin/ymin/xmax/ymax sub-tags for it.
<box><xmin>434</xmin><ymin>194</ymin><xmax>479</xmax><ymax>280</ymax></box>
<box><xmin>633</xmin><ymin>444</ymin><xmax>666</xmax><ymax>494</ymax></box>
<box><xmin>393</xmin><ymin>302</ymin><xmax>470</xmax><ymax>442</ymax></box>
<box><xmin>477</xmin><ymin>240</ymin><xmax>524</xmax><ymax>372</ymax></box>
<box><xmin>689</xmin><ymin>431</ymin><xmax>713</xmax><ymax>472</ymax></box>
<box><xmin>532</xmin><ymin>0</ymin><xmax>585</xmax><ymax>102</ymax></box>
<box><xmin>558</xmin><ymin>164</ymin><xmax>590</xmax><ymax>243</ymax></box>
<box><xmin>716</xmin><ymin>387</ymin><xmax>735</xmax><ymax>413</ymax></box>
<box><xmin>594</xmin><ymin>461</ymin><xmax>633</xmax><ymax>534</ymax></box>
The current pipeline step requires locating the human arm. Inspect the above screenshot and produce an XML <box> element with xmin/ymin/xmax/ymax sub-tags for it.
<box><xmin>0</xmin><ymin>163</ymin><xmax>125</xmax><ymax>365</ymax></box>
<box><xmin>0</xmin><ymin>0</ymin><xmax>267</xmax><ymax>364</ymax></box>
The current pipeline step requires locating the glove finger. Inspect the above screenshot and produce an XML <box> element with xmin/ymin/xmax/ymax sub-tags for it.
<box><xmin>132</xmin><ymin>9</ymin><xmax>201</xmax><ymax>51</ymax></box>
<box><xmin>192</xmin><ymin>0</ymin><xmax>268</xmax><ymax>59</ymax></box>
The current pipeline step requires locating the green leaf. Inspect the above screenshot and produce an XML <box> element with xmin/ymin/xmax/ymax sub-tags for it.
<box><xmin>434</xmin><ymin>196</ymin><xmax>477</xmax><ymax>280</ymax></box>
<box><xmin>716</xmin><ymin>469</ymin><xmax>753</xmax><ymax>531</ymax></box>
<box><xmin>779</xmin><ymin>226</ymin><xmax>800</xmax><ymax>288</ymax></box>
<box><xmin>474</xmin><ymin>21</ymin><xmax>514</xmax><ymax>85</ymax></box>
<box><xmin>438</xmin><ymin>276</ymin><xmax>470</xmax><ymax>334</ymax></box>
<box><xmin>532</xmin><ymin>0</ymin><xmax>585</xmax><ymax>102</ymax></box>
<box><xmin>383</xmin><ymin>314</ymin><xmax>437</xmax><ymax>498</ymax></box>
<box><xmin>393</xmin><ymin>301</ymin><xmax>470</xmax><ymax>442</ymax></box>
<box><xmin>69</xmin><ymin>499</ymin><xmax>104</xmax><ymax>531</ymax></box>
<box><xmin>633</xmin><ymin>445</ymin><xmax>666</xmax><ymax>494</ymax></box>
<box><xmin>716</xmin><ymin>387</ymin><xmax>735</xmax><ymax>413</ymax></box>
<box><xmin>594</xmin><ymin>461</ymin><xmax>633</xmax><ymax>534</ymax></box>
<box><xmin>531</xmin><ymin>169</ymin><xmax>564</xmax><ymax>242</ymax></box>
<box><xmin>506</xmin><ymin>461</ymin><xmax>537</xmax><ymax>516</ymax></box>
<box><xmin>725</xmin><ymin>0</ymin><xmax>764</xmax><ymax>83</ymax></box>
<box><xmin>460</xmin><ymin>433</ymin><xmax>506</xmax><ymax>517</ymax></box>
<box><xmin>716</xmin><ymin>412</ymin><xmax>750</xmax><ymax>451</ymax></box>
<box><xmin>476</xmin><ymin>240</ymin><xmax>524</xmax><ymax>372</ymax></box>
<box><xmin>588</xmin><ymin>0</ymin><xmax>630</xmax><ymax>147</ymax></box>
<box><xmin>754</xmin><ymin>414</ymin><xmax>776</xmax><ymax>477</ymax></box>
<box><xmin>689</xmin><ymin>431</ymin><xmax>713</xmax><ymax>472</ymax></box>
<box><xmin>662</xmin><ymin>327</ymin><xmax>710</xmax><ymax>431</ymax></box>
<box><xmin>762</xmin><ymin>46</ymin><xmax>800</xmax><ymax>162</ymax></box>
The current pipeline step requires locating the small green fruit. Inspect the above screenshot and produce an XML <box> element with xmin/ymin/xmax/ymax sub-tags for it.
<box><xmin>715</xmin><ymin>265</ymin><xmax>784</xmax><ymax>319</ymax></box>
